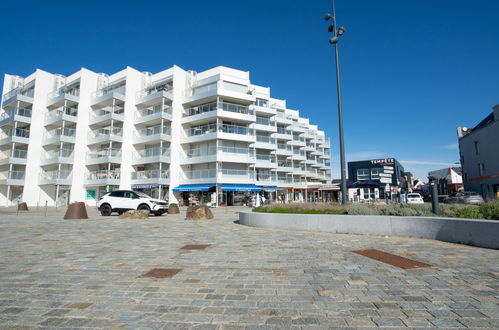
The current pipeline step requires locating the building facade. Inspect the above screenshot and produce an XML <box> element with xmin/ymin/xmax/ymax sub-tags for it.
<box><xmin>347</xmin><ymin>158</ymin><xmax>406</xmax><ymax>201</ymax></box>
<box><xmin>427</xmin><ymin>167</ymin><xmax>463</xmax><ymax>196</ymax></box>
<box><xmin>457</xmin><ymin>104</ymin><xmax>499</xmax><ymax>200</ymax></box>
<box><xmin>0</xmin><ymin>66</ymin><xmax>332</xmax><ymax>207</ymax></box>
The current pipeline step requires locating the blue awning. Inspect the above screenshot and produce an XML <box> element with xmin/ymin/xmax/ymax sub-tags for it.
<box><xmin>259</xmin><ymin>186</ymin><xmax>278</xmax><ymax>192</ymax></box>
<box><xmin>219</xmin><ymin>184</ymin><xmax>261</xmax><ymax>192</ymax></box>
<box><xmin>173</xmin><ymin>184</ymin><xmax>214</xmax><ymax>192</ymax></box>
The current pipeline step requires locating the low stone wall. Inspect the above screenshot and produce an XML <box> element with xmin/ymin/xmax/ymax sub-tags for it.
<box><xmin>238</xmin><ymin>212</ymin><xmax>499</xmax><ymax>249</ymax></box>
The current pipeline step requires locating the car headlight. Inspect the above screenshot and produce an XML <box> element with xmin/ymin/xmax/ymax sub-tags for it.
<box><xmin>150</xmin><ymin>200</ymin><xmax>160</xmax><ymax>204</ymax></box>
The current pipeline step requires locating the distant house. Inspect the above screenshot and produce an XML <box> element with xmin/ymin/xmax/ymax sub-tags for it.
<box><xmin>457</xmin><ymin>104</ymin><xmax>499</xmax><ymax>200</ymax></box>
<box><xmin>428</xmin><ymin>167</ymin><xmax>463</xmax><ymax>196</ymax></box>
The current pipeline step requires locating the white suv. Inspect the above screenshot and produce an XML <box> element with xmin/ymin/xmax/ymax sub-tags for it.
<box><xmin>98</xmin><ymin>190</ymin><xmax>168</xmax><ymax>216</ymax></box>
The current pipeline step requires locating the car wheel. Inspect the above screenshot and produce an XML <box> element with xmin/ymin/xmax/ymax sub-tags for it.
<box><xmin>138</xmin><ymin>204</ymin><xmax>150</xmax><ymax>212</ymax></box>
<box><xmin>100</xmin><ymin>204</ymin><xmax>112</xmax><ymax>216</ymax></box>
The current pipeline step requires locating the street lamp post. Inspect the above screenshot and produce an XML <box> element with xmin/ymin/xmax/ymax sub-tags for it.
<box><xmin>325</xmin><ymin>0</ymin><xmax>347</xmax><ymax>204</ymax></box>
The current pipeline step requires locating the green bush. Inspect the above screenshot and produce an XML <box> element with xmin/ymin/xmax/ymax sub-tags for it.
<box><xmin>169</xmin><ymin>203</ymin><xmax>178</xmax><ymax>207</ymax></box>
<box><xmin>346</xmin><ymin>204</ymin><xmax>379</xmax><ymax>215</ymax></box>
<box><xmin>454</xmin><ymin>206</ymin><xmax>482</xmax><ymax>219</ymax></box>
<box><xmin>478</xmin><ymin>199</ymin><xmax>499</xmax><ymax>220</ymax></box>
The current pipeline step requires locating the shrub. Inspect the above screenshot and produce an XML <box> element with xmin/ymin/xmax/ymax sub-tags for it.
<box><xmin>346</xmin><ymin>204</ymin><xmax>379</xmax><ymax>215</ymax></box>
<box><xmin>454</xmin><ymin>206</ymin><xmax>482</xmax><ymax>219</ymax></box>
<box><xmin>169</xmin><ymin>203</ymin><xmax>178</xmax><ymax>207</ymax></box>
<box><xmin>478</xmin><ymin>199</ymin><xmax>499</xmax><ymax>220</ymax></box>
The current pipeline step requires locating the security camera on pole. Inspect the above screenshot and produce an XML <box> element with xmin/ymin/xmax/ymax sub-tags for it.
<box><xmin>325</xmin><ymin>1</ymin><xmax>347</xmax><ymax>204</ymax></box>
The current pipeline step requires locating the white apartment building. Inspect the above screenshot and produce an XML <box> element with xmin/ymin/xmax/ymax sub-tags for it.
<box><xmin>0</xmin><ymin>66</ymin><xmax>332</xmax><ymax>207</ymax></box>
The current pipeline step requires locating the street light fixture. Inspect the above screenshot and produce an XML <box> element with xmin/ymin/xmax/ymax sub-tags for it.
<box><xmin>325</xmin><ymin>0</ymin><xmax>348</xmax><ymax>205</ymax></box>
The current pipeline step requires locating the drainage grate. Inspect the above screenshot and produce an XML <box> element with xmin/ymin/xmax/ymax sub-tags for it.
<box><xmin>69</xmin><ymin>302</ymin><xmax>93</xmax><ymax>309</ymax></box>
<box><xmin>181</xmin><ymin>244</ymin><xmax>210</xmax><ymax>250</ymax></box>
<box><xmin>352</xmin><ymin>249</ymin><xmax>431</xmax><ymax>269</ymax></box>
<box><xmin>140</xmin><ymin>268</ymin><xmax>182</xmax><ymax>278</ymax></box>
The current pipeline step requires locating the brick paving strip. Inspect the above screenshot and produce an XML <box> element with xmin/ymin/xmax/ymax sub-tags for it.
<box><xmin>0</xmin><ymin>206</ymin><xmax>498</xmax><ymax>329</ymax></box>
<box><xmin>352</xmin><ymin>249</ymin><xmax>431</xmax><ymax>269</ymax></box>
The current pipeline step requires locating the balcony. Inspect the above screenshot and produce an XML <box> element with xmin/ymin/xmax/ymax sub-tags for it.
<box><xmin>39</xmin><ymin>170</ymin><xmax>73</xmax><ymax>185</ymax></box>
<box><xmin>87</xmin><ymin>127</ymin><xmax>123</xmax><ymax>145</ymax></box>
<box><xmin>290</xmin><ymin>135</ymin><xmax>306</xmax><ymax>147</ymax></box>
<box><xmin>254</xmin><ymin>135</ymin><xmax>276</xmax><ymax>150</ymax></box>
<box><xmin>46</xmin><ymin>87</ymin><xmax>80</xmax><ymax>109</ymax></box>
<box><xmin>136</xmin><ymin>84</ymin><xmax>173</xmax><ymax>107</ymax></box>
<box><xmin>218</xmin><ymin>169</ymin><xmax>255</xmax><ymax>184</ymax></box>
<box><xmin>275</xmin><ymin>128</ymin><xmax>293</xmax><ymax>141</ymax></box>
<box><xmin>134</xmin><ymin>125</ymin><xmax>171</xmax><ymax>144</ymax></box>
<box><xmin>0</xmin><ymin>149</ymin><xmax>27</xmax><ymax>166</ymax></box>
<box><xmin>255</xmin><ymin>173</ymin><xmax>277</xmax><ymax>186</ymax></box>
<box><xmin>88</xmin><ymin>106</ymin><xmax>124</xmax><ymax>126</ymax></box>
<box><xmin>184</xmin><ymin>123</ymin><xmax>255</xmax><ymax>144</ymax></box>
<box><xmin>276</xmin><ymin>144</ymin><xmax>292</xmax><ymax>156</ymax></box>
<box><xmin>253</xmin><ymin>117</ymin><xmax>277</xmax><ymax>133</ymax></box>
<box><xmin>84</xmin><ymin>169</ymin><xmax>121</xmax><ymax>186</ymax></box>
<box><xmin>0</xmin><ymin>127</ymin><xmax>30</xmax><ymax>145</ymax></box>
<box><xmin>292</xmin><ymin>149</ymin><xmax>307</xmax><ymax>161</ymax></box>
<box><xmin>276</xmin><ymin>177</ymin><xmax>293</xmax><ymax>187</ymax></box>
<box><xmin>184</xmin><ymin>147</ymin><xmax>217</xmax><ymax>164</ymax></box>
<box><xmin>252</xmin><ymin>104</ymin><xmax>276</xmax><ymax>116</ymax></box>
<box><xmin>44</xmin><ymin>107</ymin><xmax>78</xmax><ymax>127</ymax></box>
<box><xmin>0</xmin><ymin>108</ymin><xmax>31</xmax><ymax>127</ymax></box>
<box><xmin>133</xmin><ymin>147</ymin><xmax>170</xmax><ymax>165</ymax></box>
<box><xmin>2</xmin><ymin>87</ymin><xmax>34</xmax><ymax>108</ymax></box>
<box><xmin>40</xmin><ymin>148</ymin><xmax>74</xmax><ymax>165</ymax></box>
<box><xmin>275</xmin><ymin>112</ymin><xmax>292</xmax><ymax>125</ymax></box>
<box><xmin>182</xmin><ymin>169</ymin><xmax>217</xmax><ymax>184</ymax></box>
<box><xmin>182</xmin><ymin>101</ymin><xmax>255</xmax><ymax>124</ymax></box>
<box><xmin>43</xmin><ymin>127</ymin><xmax>76</xmax><ymax>146</ymax></box>
<box><xmin>276</xmin><ymin>161</ymin><xmax>293</xmax><ymax>173</ymax></box>
<box><xmin>86</xmin><ymin>148</ymin><xmax>122</xmax><ymax>165</ymax></box>
<box><xmin>184</xmin><ymin>146</ymin><xmax>255</xmax><ymax>164</ymax></box>
<box><xmin>291</xmin><ymin>124</ymin><xmax>307</xmax><ymax>133</ymax></box>
<box><xmin>184</xmin><ymin>81</ymin><xmax>253</xmax><ymax>105</ymax></box>
<box><xmin>131</xmin><ymin>169</ymin><xmax>169</xmax><ymax>185</ymax></box>
<box><xmin>0</xmin><ymin>170</ymin><xmax>25</xmax><ymax>186</ymax></box>
<box><xmin>91</xmin><ymin>86</ymin><xmax>126</xmax><ymax>107</ymax></box>
<box><xmin>254</xmin><ymin>154</ymin><xmax>277</xmax><ymax>169</ymax></box>
<box><xmin>135</xmin><ymin>105</ymin><xmax>172</xmax><ymax>125</ymax></box>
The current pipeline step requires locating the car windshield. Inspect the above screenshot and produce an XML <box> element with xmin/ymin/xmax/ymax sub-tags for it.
<box><xmin>136</xmin><ymin>192</ymin><xmax>152</xmax><ymax>198</ymax></box>
<box><xmin>408</xmin><ymin>194</ymin><xmax>420</xmax><ymax>198</ymax></box>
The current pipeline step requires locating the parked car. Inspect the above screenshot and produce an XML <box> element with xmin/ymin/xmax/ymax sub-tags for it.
<box><xmin>443</xmin><ymin>191</ymin><xmax>485</xmax><ymax>205</ymax></box>
<box><xmin>98</xmin><ymin>190</ymin><xmax>168</xmax><ymax>216</ymax></box>
<box><xmin>407</xmin><ymin>193</ymin><xmax>424</xmax><ymax>204</ymax></box>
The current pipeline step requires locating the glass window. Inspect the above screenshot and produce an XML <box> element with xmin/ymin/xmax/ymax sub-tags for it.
<box><xmin>255</xmin><ymin>98</ymin><xmax>269</xmax><ymax>107</ymax></box>
<box><xmin>370</xmin><ymin>168</ymin><xmax>383</xmax><ymax>179</ymax></box>
<box><xmin>109</xmin><ymin>191</ymin><xmax>124</xmax><ymax>197</ymax></box>
<box><xmin>357</xmin><ymin>169</ymin><xmax>370</xmax><ymax>181</ymax></box>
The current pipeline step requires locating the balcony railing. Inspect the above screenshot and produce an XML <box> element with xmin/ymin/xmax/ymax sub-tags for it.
<box><xmin>11</xmin><ymin>149</ymin><xmax>27</xmax><ymax>159</ymax></box>
<box><xmin>137</xmin><ymin>125</ymin><xmax>171</xmax><ymax>137</ymax></box>
<box><xmin>256</xmin><ymin>135</ymin><xmax>276</xmax><ymax>144</ymax></box>
<box><xmin>40</xmin><ymin>170</ymin><xmax>72</xmax><ymax>181</ymax></box>
<box><xmin>0</xmin><ymin>108</ymin><xmax>32</xmax><ymax>122</ymax></box>
<box><xmin>45</xmin><ymin>127</ymin><xmax>76</xmax><ymax>139</ymax></box>
<box><xmin>47</xmin><ymin>86</ymin><xmax>80</xmax><ymax>100</ymax></box>
<box><xmin>1</xmin><ymin>170</ymin><xmax>25</xmax><ymax>180</ymax></box>
<box><xmin>187</xmin><ymin>124</ymin><xmax>254</xmax><ymax>137</ymax></box>
<box><xmin>91</xmin><ymin>86</ymin><xmax>126</xmax><ymax>99</ymax></box>
<box><xmin>277</xmin><ymin>127</ymin><xmax>292</xmax><ymax>135</ymax></box>
<box><xmin>256</xmin><ymin>154</ymin><xmax>276</xmax><ymax>162</ymax></box>
<box><xmin>136</xmin><ymin>147</ymin><xmax>170</xmax><ymax>158</ymax></box>
<box><xmin>220</xmin><ymin>169</ymin><xmax>254</xmax><ymax>179</ymax></box>
<box><xmin>184</xmin><ymin>101</ymin><xmax>253</xmax><ymax>117</ymax></box>
<box><xmin>45</xmin><ymin>106</ymin><xmax>78</xmax><ymax>121</ymax></box>
<box><xmin>131</xmin><ymin>169</ymin><xmax>169</xmax><ymax>180</ymax></box>
<box><xmin>184</xmin><ymin>169</ymin><xmax>216</xmax><ymax>179</ymax></box>
<box><xmin>293</xmin><ymin>150</ymin><xmax>306</xmax><ymax>157</ymax></box>
<box><xmin>2</xmin><ymin>87</ymin><xmax>34</xmax><ymax>100</ymax></box>
<box><xmin>219</xmin><ymin>146</ymin><xmax>253</xmax><ymax>157</ymax></box>
<box><xmin>85</xmin><ymin>169</ymin><xmax>121</xmax><ymax>180</ymax></box>
<box><xmin>90</xmin><ymin>105</ymin><xmax>124</xmax><ymax>119</ymax></box>
<box><xmin>256</xmin><ymin>174</ymin><xmax>277</xmax><ymax>181</ymax></box>
<box><xmin>292</xmin><ymin>135</ymin><xmax>305</xmax><ymax>142</ymax></box>
<box><xmin>136</xmin><ymin>83</ymin><xmax>173</xmax><ymax>99</ymax></box>
<box><xmin>255</xmin><ymin>117</ymin><xmax>276</xmax><ymax>126</ymax></box>
<box><xmin>136</xmin><ymin>105</ymin><xmax>172</xmax><ymax>119</ymax></box>
<box><xmin>87</xmin><ymin>148</ymin><xmax>121</xmax><ymax>159</ymax></box>
<box><xmin>88</xmin><ymin>127</ymin><xmax>122</xmax><ymax>139</ymax></box>
<box><xmin>1</xmin><ymin>127</ymin><xmax>30</xmax><ymax>139</ymax></box>
<box><xmin>277</xmin><ymin>144</ymin><xmax>291</xmax><ymax>151</ymax></box>
<box><xmin>43</xmin><ymin>148</ymin><xmax>74</xmax><ymax>160</ymax></box>
<box><xmin>185</xmin><ymin>147</ymin><xmax>217</xmax><ymax>158</ymax></box>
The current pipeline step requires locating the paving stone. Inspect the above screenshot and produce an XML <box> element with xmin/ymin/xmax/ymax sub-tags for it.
<box><xmin>373</xmin><ymin>317</ymin><xmax>406</xmax><ymax>327</ymax></box>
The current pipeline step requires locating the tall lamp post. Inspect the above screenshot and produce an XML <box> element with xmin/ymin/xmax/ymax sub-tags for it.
<box><xmin>325</xmin><ymin>1</ymin><xmax>347</xmax><ymax>204</ymax></box>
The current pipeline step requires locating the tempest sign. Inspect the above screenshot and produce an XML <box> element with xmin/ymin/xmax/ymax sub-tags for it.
<box><xmin>371</xmin><ymin>158</ymin><xmax>394</xmax><ymax>165</ymax></box>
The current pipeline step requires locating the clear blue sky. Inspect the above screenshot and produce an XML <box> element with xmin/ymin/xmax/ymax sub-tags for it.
<box><xmin>1</xmin><ymin>0</ymin><xmax>498</xmax><ymax>180</ymax></box>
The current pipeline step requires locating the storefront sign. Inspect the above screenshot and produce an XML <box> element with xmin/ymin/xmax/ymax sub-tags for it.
<box><xmin>383</xmin><ymin>166</ymin><xmax>394</xmax><ymax>170</ymax></box>
<box><xmin>378</xmin><ymin>173</ymin><xmax>392</xmax><ymax>178</ymax></box>
<box><xmin>132</xmin><ymin>184</ymin><xmax>158</xmax><ymax>189</ymax></box>
<box><xmin>383</xmin><ymin>170</ymin><xmax>395</xmax><ymax>174</ymax></box>
<box><xmin>380</xmin><ymin>178</ymin><xmax>392</xmax><ymax>183</ymax></box>
<box><xmin>371</xmin><ymin>158</ymin><xmax>394</xmax><ymax>165</ymax></box>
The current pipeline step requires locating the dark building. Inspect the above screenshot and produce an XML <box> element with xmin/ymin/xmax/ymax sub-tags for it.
<box><xmin>347</xmin><ymin>158</ymin><xmax>407</xmax><ymax>201</ymax></box>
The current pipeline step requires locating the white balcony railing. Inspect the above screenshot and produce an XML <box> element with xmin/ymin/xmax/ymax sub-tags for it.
<box><xmin>0</xmin><ymin>108</ymin><xmax>32</xmax><ymax>122</ymax></box>
<box><xmin>45</xmin><ymin>127</ymin><xmax>76</xmax><ymax>139</ymax></box>
<box><xmin>184</xmin><ymin>169</ymin><xmax>217</xmax><ymax>180</ymax></box>
<box><xmin>187</xmin><ymin>123</ymin><xmax>254</xmax><ymax>137</ymax></box>
<box><xmin>47</xmin><ymin>86</ymin><xmax>80</xmax><ymax>101</ymax></box>
<box><xmin>2</xmin><ymin>86</ymin><xmax>34</xmax><ymax>100</ymax></box>
<box><xmin>136</xmin><ymin>105</ymin><xmax>172</xmax><ymax>119</ymax></box>
<box><xmin>136</xmin><ymin>83</ymin><xmax>173</xmax><ymax>99</ymax></box>
<box><xmin>42</xmin><ymin>148</ymin><xmax>74</xmax><ymax>160</ymax></box>
<box><xmin>91</xmin><ymin>86</ymin><xmax>126</xmax><ymax>99</ymax></box>
<box><xmin>131</xmin><ymin>169</ymin><xmax>169</xmax><ymax>180</ymax></box>
<box><xmin>136</xmin><ymin>147</ymin><xmax>170</xmax><ymax>158</ymax></box>
<box><xmin>85</xmin><ymin>169</ymin><xmax>121</xmax><ymax>181</ymax></box>
<box><xmin>136</xmin><ymin>125</ymin><xmax>171</xmax><ymax>138</ymax></box>
<box><xmin>184</xmin><ymin>101</ymin><xmax>253</xmax><ymax>117</ymax></box>
<box><xmin>45</xmin><ymin>106</ymin><xmax>78</xmax><ymax>122</ymax></box>
<box><xmin>0</xmin><ymin>127</ymin><xmax>30</xmax><ymax>139</ymax></box>
<box><xmin>88</xmin><ymin>127</ymin><xmax>123</xmax><ymax>140</ymax></box>
<box><xmin>39</xmin><ymin>170</ymin><xmax>72</xmax><ymax>181</ymax></box>
<box><xmin>87</xmin><ymin>148</ymin><xmax>121</xmax><ymax>160</ymax></box>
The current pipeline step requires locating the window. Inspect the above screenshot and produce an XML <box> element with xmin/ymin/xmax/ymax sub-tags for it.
<box><xmin>474</xmin><ymin>141</ymin><xmax>480</xmax><ymax>155</ymax></box>
<box><xmin>357</xmin><ymin>169</ymin><xmax>370</xmax><ymax>181</ymax></box>
<box><xmin>255</xmin><ymin>98</ymin><xmax>269</xmax><ymax>107</ymax></box>
<box><xmin>123</xmin><ymin>191</ymin><xmax>134</xmax><ymax>199</ymax></box>
<box><xmin>109</xmin><ymin>191</ymin><xmax>124</xmax><ymax>197</ymax></box>
<box><xmin>370</xmin><ymin>168</ymin><xmax>383</xmax><ymax>179</ymax></box>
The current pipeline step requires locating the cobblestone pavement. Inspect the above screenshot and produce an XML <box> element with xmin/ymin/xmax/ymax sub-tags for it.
<box><xmin>0</xmin><ymin>206</ymin><xmax>498</xmax><ymax>329</ymax></box>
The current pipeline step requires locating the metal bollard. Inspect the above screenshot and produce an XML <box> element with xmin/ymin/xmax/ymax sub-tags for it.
<box><xmin>16</xmin><ymin>201</ymin><xmax>19</xmax><ymax>216</ymax></box>
<box><xmin>428</xmin><ymin>176</ymin><xmax>440</xmax><ymax>215</ymax></box>
<box><xmin>44</xmin><ymin>201</ymin><xmax>48</xmax><ymax>217</ymax></box>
